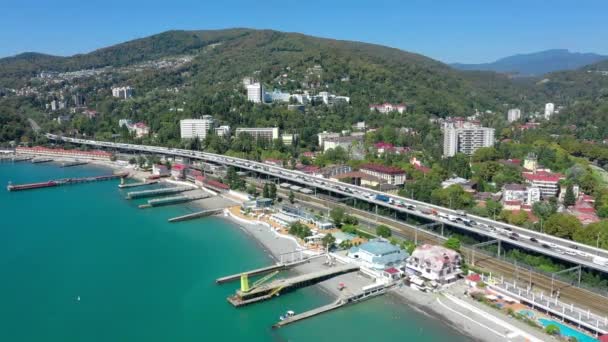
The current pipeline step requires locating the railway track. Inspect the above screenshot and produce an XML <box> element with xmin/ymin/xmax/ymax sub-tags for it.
<box><xmin>270</xmin><ymin>186</ymin><xmax>608</xmax><ymax>316</ymax></box>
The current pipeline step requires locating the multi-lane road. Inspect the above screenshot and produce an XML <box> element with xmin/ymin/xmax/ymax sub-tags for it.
<box><xmin>45</xmin><ymin>134</ymin><xmax>608</xmax><ymax>274</ymax></box>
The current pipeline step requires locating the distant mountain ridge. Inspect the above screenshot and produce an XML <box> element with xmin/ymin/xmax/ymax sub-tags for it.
<box><xmin>451</xmin><ymin>49</ymin><xmax>608</xmax><ymax>76</ymax></box>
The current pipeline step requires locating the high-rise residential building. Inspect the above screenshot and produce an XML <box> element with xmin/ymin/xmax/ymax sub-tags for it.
<box><xmin>443</xmin><ymin>122</ymin><xmax>495</xmax><ymax>157</ymax></box>
<box><xmin>507</xmin><ymin>108</ymin><xmax>521</xmax><ymax>122</ymax></box>
<box><xmin>180</xmin><ymin>116</ymin><xmax>215</xmax><ymax>139</ymax></box>
<box><xmin>235</xmin><ymin>127</ymin><xmax>279</xmax><ymax>141</ymax></box>
<box><xmin>112</xmin><ymin>86</ymin><xmax>134</xmax><ymax>99</ymax></box>
<box><xmin>73</xmin><ymin>93</ymin><xmax>86</xmax><ymax>107</ymax></box>
<box><xmin>544</xmin><ymin>103</ymin><xmax>555</xmax><ymax>119</ymax></box>
<box><xmin>246</xmin><ymin>82</ymin><xmax>264</xmax><ymax>103</ymax></box>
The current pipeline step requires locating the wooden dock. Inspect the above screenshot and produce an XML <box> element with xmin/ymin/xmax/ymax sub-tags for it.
<box><xmin>272</xmin><ymin>284</ymin><xmax>388</xmax><ymax>328</ymax></box>
<box><xmin>227</xmin><ymin>264</ymin><xmax>360</xmax><ymax>307</ymax></box>
<box><xmin>168</xmin><ymin>208</ymin><xmax>224</xmax><ymax>222</ymax></box>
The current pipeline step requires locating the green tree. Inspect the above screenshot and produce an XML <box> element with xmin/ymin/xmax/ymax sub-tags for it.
<box><xmin>288</xmin><ymin>222</ymin><xmax>312</xmax><ymax>239</ymax></box>
<box><xmin>545</xmin><ymin>324</ymin><xmax>560</xmax><ymax>336</ymax></box>
<box><xmin>262</xmin><ymin>183</ymin><xmax>270</xmax><ymax>198</ymax></box>
<box><xmin>544</xmin><ymin>213</ymin><xmax>582</xmax><ymax>239</ymax></box>
<box><xmin>376</xmin><ymin>225</ymin><xmax>392</xmax><ymax>238</ymax></box>
<box><xmin>339</xmin><ymin>240</ymin><xmax>353</xmax><ymax>249</ymax></box>
<box><xmin>269</xmin><ymin>183</ymin><xmax>277</xmax><ymax>200</ymax></box>
<box><xmin>485</xmin><ymin>199</ymin><xmax>503</xmax><ymax>220</ymax></box>
<box><xmin>288</xmin><ymin>190</ymin><xmax>295</xmax><ymax>204</ymax></box>
<box><xmin>330</xmin><ymin>207</ymin><xmax>345</xmax><ymax>227</ymax></box>
<box><xmin>321</xmin><ymin>233</ymin><xmax>336</xmax><ymax>248</ymax></box>
<box><xmin>533</xmin><ymin>200</ymin><xmax>557</xmax><ymax>221</ymax></box>
<box><xmin>443</xmin><ymin>237</ymin><xmax>461</xmax><ymax>251</ymax></box>
<box><xmin>343</xmin><ymin>215</ymin><xmax>359</xmax><ymax>225</ymax></box>
<box><xmin>564</xmin><ymin>185</ymin><xmax>576</xmax><ymax>207</ymax></box>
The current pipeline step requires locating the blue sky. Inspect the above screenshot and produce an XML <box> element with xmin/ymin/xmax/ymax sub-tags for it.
<box><xmin>2</xmin><ymin>0</ymin><xmax>607</xmax><ymax>63</ymax></box>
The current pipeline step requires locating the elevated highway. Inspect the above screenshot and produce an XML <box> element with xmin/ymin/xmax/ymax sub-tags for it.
<box><xmin>45</xmin><ymin>134</ymin><xmax>608</xmax><ymax>274</ymax></box>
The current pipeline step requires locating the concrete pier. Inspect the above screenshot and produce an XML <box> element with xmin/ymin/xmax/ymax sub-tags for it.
<box><xmin>31</xmin><ymin>157</ymin><xmax>53</xmax><ymax>164</ymax></box>
<box><xmin>139</xmin><ymin>193</ymin><xmax>208</xmax><ymax>208</ymax></box>
<box><xmin>168</xmin><ymin>208</ymin><xmax>224</xmax><ymax>222</ymax></box>
<box><xmin>272</xmin><ymin>284</ymin><xmax>387</xmax><ymax>328</ymax></box>
<box><xmin>60</xmin><ymin>160</ymin><xmax>88</xmax><ymax>167</ymax></box>
<box><xmin>126</xmin><ymin>186</ymin><xmax>192</xmax><ymax>199</ymax></box>
<box><xmin>216</xmin><ymin>259</ymin><xmax>313</xmax><ymax>284</ymax></box>
<box><xmin>118</xmin><ymin>180</ymin><xmax>159</xmax><ymax>188</ymax></box>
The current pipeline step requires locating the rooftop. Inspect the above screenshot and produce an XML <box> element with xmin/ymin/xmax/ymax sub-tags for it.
<box><xmin>360</xmin><ymin>163</ymin><xmax>405</xmax><ymax>175</ymax></box>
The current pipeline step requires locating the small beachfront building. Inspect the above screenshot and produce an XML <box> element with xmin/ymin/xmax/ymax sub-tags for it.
<box><xmin>152</xmin><ymin>164</ymin><xmax>169</xmax><ymax>177</ymax></box>
<box><xmin>347</xmin><ymin>238</ymin><xmax>409</xmax><ymax>270</ymax></box>
<box><xmin>406</xmin><ymin>244</ymin><xmax>462</xmax><ymax>284</ymax></box>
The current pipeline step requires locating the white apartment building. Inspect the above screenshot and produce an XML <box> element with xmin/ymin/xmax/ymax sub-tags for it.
<box><xmin>369</xmin><ymin>103</ymin><xmax>407</xmax><ymax>114</ymax></box>
<box><xmin>112</xmin><ymin>86</ymin><xmax>134</xmax><ymax>99</ymax></box>
<box><xmin>359</xmin><ymin>163</ymin><xmax>406</xmax><ymax>185</ymax></box>
<box><xmin>502</xmin><ymin>183</ymin><xmax>541</xmax><ymax>205</ymax></box>
<box><xmin>235</xmin><ymin>127</ymin><xmax>279</xmax><ymax>141</ymax></box>
<box><xmin>522</xmin><ymin>170</ymin><xmax>565</xmax><ymax>198</ymax></box>
<box><xmin>317</xmin><ymin>131</ymin><xmax>341</xmax><ymax>148</ymax></box>
<box><xmin>544</xmin><ymin>103</ymin><xmax>555</xmax><ymax>120</ymax></box>
<box><xmin>246</xmin><ymin>82</ymin><xmax>264</xmax><ymax>103</ymax></box>
<box><xmin>443</xmin><ymin>122</ymin><xmax>495</xmax><ymax>157</ymax></box>
<box><xmin>180</xmin><ymin>116</ymin><xmax>215</xmax><ymax>139</ymax></box>
<box><xmin>215</xmin><ymin>125</ymin><xmax>231</xmax><ymax>137</ymax></box>
<box><xmin>507</xmin><ymin>108</ymin><xmax>521</xmax><ymax>122</ymax></box>
<box><xmin>323</xmin><ymin>135</ymin><xmax>363</xmax><ymax>152</ymax></box>
<box><xmin>281</xmin><ymin>133</ymin><xmax>298</xmax><ymax>146</ymax></box>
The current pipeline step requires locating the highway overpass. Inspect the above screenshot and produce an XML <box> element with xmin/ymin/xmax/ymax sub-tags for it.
<box><xmin>45</xmin><ymin>134</ymin><xmax>608</xmax><ymax>274</ymax></box>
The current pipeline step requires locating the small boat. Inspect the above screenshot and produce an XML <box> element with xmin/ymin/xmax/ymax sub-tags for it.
<box><xmin>279</xmin><ymin>310</ymin><xmax>295</xmax><ymax>321</ymax></box>
<box><xmin>76</xmin><ymin>296</ymin><xmax>81</xmax><ymax>302</ymax></box>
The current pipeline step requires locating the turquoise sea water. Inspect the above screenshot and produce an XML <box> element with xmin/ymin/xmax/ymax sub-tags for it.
<box><xmin>0</xmin><ymin>162</ymin><xmax>471</xmax><ymax>341</ymax></box>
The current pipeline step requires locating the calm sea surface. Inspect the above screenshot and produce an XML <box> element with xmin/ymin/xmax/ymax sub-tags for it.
<box><xmin>0</xmin><ymin>162</ymin><xmax>470</xmax><ymax>341</ymax></box>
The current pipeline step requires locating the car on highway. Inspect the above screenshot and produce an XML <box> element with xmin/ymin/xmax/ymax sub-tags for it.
<box><xmin>529</xmin><ymin>237</ymin><xmax>538</xmax><ymax>243</ymax></box>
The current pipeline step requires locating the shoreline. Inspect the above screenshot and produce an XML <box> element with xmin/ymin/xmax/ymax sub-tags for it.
<box><xmin>8</xmin><ymin>158</ymin><xmax>551</xmax><ymax>341</ymax></box>
<box><xmin>219</xmin><ymin>210</ymin><xmax>551</xmax><ymax>342</ymax></box>
<box><xmin>218</xmin><ymin>211</ymin><xmax>497</xmax><ymax>342</ymax></box>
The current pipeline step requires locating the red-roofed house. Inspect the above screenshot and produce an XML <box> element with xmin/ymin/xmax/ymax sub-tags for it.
<box><xmin>300</xmin><ymin>165</ymin><xmax>322</xmax><ymax>176</ymax></box>
<box><xmin>264</xmin><ymin>159</ymin><xmax>283</xmax><ymax>167</ymax></box>
<box><xmin>522</xmin><ymin>170</ymin><xmax>565</xmax><ymax>198</ymax></box>
<box><xmin>569</xmin><ymin>195</ymin><xmax>600</xmax><ymax>225</ymax></box>
<box><xmin>406</xmin><ymin>244</ymin><xmax>462</xmax><ymax>284</ymax></box>
<box><xmin>374</xmin><ymin>142</ymin><xmax>394</xmax><ymax>154</ymax></box>
<box><xmin>359</xmin><ymin>163</ymin><xmax>406</xmax><ymax>185</ymax></box>
<box><xmin>171</xmin><ymin>163</ymin><xmax>187</xmax><ymax>179</ymax></box>
<box><xmin>382</xmin><ymin>267</ymin><xmax>403</xmax><ymax>280</ymax></box>
<box><xmin>204</xmin><ymin>179</ymin><xmax>230</xmax><ymax>192</ymax></box>
<box><xmin>369</xmin><ymin>103</ymin><xmax>407</xmax><ymax>114</ymax></box>
<box><xmin>301</xmin><ymin>151</ymin><xmax>317</xmax><ymax>159</ymax></box>
<box><xmin>465</xmin><ymin>273</ymin><xmax>482</xmax><ymax>287</ymax></box>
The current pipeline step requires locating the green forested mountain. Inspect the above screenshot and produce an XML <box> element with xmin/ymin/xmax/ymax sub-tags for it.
<box><xmin>0</xmin><ymin>28</ymin><xmax>525</xmax><ymax>114</ymax></box>
<box><xmin>2</xmin><ymin>28</ymin><xmax>608</xmax><ymax>146</ymax></box>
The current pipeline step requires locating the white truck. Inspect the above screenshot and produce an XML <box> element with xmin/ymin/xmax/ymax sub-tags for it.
<box><xmin>593</xmin><ymin>256</ymin><xmax>608</xmax><ymax>266</ymax></box>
